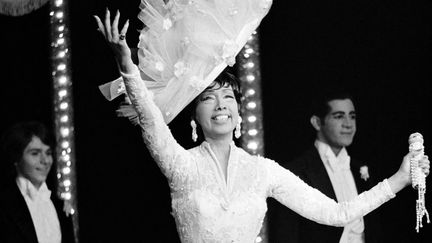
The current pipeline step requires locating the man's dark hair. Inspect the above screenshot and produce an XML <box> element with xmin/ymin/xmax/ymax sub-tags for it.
<box><xmin>1</xmin><ymin>121</ymin><xmax>54</xmax><ymax>175</ymax></box>
<box><xmin>310</xmin><ymin>88</ymin><xmax>355</xmax><ymax>121</ymax></box>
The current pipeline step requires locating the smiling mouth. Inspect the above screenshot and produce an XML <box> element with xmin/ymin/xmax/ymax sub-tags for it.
<box><xmin>36</xmin><ymin>167</ymin><xmax>49</xmax><ymax>173</ymax></box>
<box><xmin>341</xmin><ymin>132</ymin><xmax>353</xmax><ymax>136</ymax></box>
<box><xmin>212</xmin><ymin>114</ymin><xmax>231</xmax><ymax>121</ymax></box>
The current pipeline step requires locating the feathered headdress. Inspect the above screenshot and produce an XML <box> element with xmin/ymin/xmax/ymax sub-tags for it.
<box><xmin>99</xmin><ymin>0</ymin><xmax>273</xmax><ymax>124</ymax></box>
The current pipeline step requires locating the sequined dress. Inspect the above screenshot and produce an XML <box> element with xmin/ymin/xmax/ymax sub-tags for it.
<box><xmin>121</xmin><ymin>66</ymin><xmax>395</xmax><ymax>243</ymax></box>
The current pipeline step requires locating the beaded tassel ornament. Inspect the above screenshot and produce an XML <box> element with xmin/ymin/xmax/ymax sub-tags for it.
<box><xmin>408</xmin><ymin>132</ymin><xmax>430</xmax><ymax>232</ymax></box>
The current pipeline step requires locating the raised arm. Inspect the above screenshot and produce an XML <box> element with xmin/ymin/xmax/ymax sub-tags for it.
<box><xmin>94</xmin><ymin>9</ymin><xmax>133</xmax><ymax>73</ymax></box>
<box><xmin>94</xmin><ymin>10</ymin><xmax>196</xmax><ymax>184</ymax></box>
<box><xmin>267</xmin><ymin>152</ymin><xmax>429</xmax><ymax>226</ymax></box>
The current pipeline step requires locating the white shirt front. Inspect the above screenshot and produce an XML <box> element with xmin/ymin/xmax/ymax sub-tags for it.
<box><xmin>16</xmin><ymin>176</ymin><xmax>62</xmax><ymax>243</ymax></box>
<box><xmin>315</xmin><ymin>140</ymin><xmax>365</xmax><ymax>243</ymax></box>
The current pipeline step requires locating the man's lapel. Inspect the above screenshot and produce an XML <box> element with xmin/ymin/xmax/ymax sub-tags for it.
<box><xmin>307</xmin><ymin>148</ymin><xmax>338</xmax><ymax>200</ymax></box>
<box><xmin>8</xmin><ymin>183</ymin><xmax>39</xmax><ymax>243</ymax></box>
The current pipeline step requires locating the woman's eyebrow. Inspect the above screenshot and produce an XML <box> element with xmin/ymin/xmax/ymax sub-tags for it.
<box><xmin>221</xmin><ymin>88</ymin><xmax>234</xmax><ymax>93</ymax></box>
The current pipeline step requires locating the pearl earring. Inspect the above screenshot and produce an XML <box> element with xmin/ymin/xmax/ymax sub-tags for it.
<box><xmin>235</xmin><ymin>117</ymin><xmax>242</xmax><ymax>139</ymax></box>
<box><xmin>191</xmin><ymin>120</ymin><xmax>198</xmax><ymax>142</ymax></box>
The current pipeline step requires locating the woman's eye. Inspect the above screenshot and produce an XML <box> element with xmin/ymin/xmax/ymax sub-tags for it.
<box><xmin>201</xmin><ymin>96</ymin><xmax>214</xmax><ymax>101</ymax></box>
<box><xmin>225</xmin><ymin>95</ymin><xmax>235</xmax><ymax>99</ymax></box>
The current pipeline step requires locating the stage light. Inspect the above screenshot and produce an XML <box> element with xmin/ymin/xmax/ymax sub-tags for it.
<box><xmin>248</xmin><ymin>115</ymin><xmax>257</xmax><ymax>123</ymax></box>
<box><xmin>58</xmin><ymin>76</ymin><xmax>67</xmax><ymax>85</ymax></box>
<box><xmin>248</xmin><ymin>129</ymin><xmax>258</xmax><ymax>136</ymax></box>
<box><xmin>247</xmin><ymin>101</ymin><xmax>257</xmax><ymax>110</ymax></box>
<box><xmin>50</xmin><ymin>1</ymin><xmax>79</xmax><ymax>240</ymax></box>
<box><xmin>237</xmin><ymin>30</ymin><xmax>267</xmax><ymax>242</ymax></box>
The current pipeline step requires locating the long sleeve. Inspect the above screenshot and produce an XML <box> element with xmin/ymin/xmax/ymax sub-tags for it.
<box><xmin>120</xmin><ymin>65</ymin><xmax>197</xmax><ymax>190</ymax></box>
<box><xmin>266</xmin><ymin>158</ymin><xmax>395</xmax><ymax>227</ymax></box>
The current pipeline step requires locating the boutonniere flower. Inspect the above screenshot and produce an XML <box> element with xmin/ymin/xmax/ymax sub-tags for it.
<box><xmin>360</xmin><ymin>165</ymin><xmax>369</xmax><ymax>181</ymax></box>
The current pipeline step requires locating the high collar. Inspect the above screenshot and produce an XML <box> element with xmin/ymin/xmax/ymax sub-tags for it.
<box><xmin>200</xmin><ymin>140</ymin><xmax>236</xmax><ymax>153</ymax></box>
<box><xmin>315</xmin><ymin>140</ymin><xmax>350</xmax><ymax>171</ymax></box>
<box><xmin>16</xmin><ymin>176</ymin><xmax>51</xmax><ymax>202</ymax></box>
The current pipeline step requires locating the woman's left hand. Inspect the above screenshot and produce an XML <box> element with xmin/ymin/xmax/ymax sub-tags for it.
<box><xmin>94</xmin><ymin>8</ymin><xmax>133</xmax><ymax>72</ymax></box>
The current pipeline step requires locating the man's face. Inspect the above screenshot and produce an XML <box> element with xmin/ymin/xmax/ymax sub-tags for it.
<box><xmin>318</xmin><ymin>99</ymin><xmax>356</xmax><ymax>151</ymax></box>
<box><xmin>16</xmin><ymin>136</ymin><xmax>53</xmax><ymax>188</ymax></box>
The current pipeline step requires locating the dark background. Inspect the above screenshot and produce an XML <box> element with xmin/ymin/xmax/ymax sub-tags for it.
<box><xmin>0</xmin><ymin>0</ymin><xmax>431</xmax><ymax>242</ymax></box>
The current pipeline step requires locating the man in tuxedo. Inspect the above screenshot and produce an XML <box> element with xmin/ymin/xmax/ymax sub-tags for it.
<box><xmin>270</xmin><ymin>89</ymin><xmax>383</xmax><ymax>243</ymax></box>
<box><xmin>0</xmin><ymin>121</ymin><xmax>74</xmax><ymax>243</ymax></box>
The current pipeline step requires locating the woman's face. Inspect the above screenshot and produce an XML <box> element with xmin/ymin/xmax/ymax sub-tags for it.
<box><xmin>195</xmin><ymin>82</ymin><xmax>239</xmax><ymax>140</ymax></box>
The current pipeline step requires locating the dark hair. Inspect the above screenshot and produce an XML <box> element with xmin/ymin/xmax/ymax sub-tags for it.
<box><xmin>0</xmin><ymin>121</ymin><xmax>54</xmax><ymax>174</ymax></box>
<box><xmin>192</xmin><ymin>69</ymin><xmax>243</xmax><ymax>110</ymax></box>
<box><xmin>310</xmin><ymin>88</ymin><xmax>355</xmax><ymax>121</ymax></box>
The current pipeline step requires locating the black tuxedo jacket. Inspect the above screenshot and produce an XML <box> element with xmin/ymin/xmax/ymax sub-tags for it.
<box><xmin>0</xmin><ymin>178</ymin><xmax>74</xmax><ymax>243</ymax></box>
<box><xmin>269</xmin><ymin>147</ymin><xmax>383</xmax><ymax>243</ymax></box>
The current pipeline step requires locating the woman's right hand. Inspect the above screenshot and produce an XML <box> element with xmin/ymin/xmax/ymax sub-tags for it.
<box><xmin>94</xmin><ymin>9</ymin><xmax>134</xmax><ymax>73</ymax></box>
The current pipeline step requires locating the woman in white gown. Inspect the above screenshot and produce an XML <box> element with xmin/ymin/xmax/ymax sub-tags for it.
<box><xmin>94</xmin><ymin>2</ymin><xmax>430</xmax><ymax>242</ymax></box>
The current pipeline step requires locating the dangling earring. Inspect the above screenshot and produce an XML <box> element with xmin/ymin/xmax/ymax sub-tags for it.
<box><xmin>191</xmin><ymin>120</ymin><xmax>198</xmax><ymax>142</ymax></box>
<box><xmin>235</xmin><ymin>117</ymin><xmax>242</xmax><ymax>139</ymax></box>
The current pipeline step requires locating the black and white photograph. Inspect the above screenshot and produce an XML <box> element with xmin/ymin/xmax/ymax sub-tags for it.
<box><xmin>1</xmin><ymin>0</ymin><xmax>431</xmax><ymax>242</ymax></box>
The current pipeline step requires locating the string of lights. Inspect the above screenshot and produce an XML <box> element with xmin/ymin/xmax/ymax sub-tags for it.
<box><xmin>237</xmin><ymin>30</ymin><xmax>267</xmax><ymax>243</ymax></box>
<box><xmin>49</xmin><ymin>0</ymin><xmax>79</xmax><ymax>242</ymax></box>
